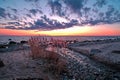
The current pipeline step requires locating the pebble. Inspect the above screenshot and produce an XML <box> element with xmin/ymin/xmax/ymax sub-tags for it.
<box><xmin>57</xmin><ymin>48</ymin><xmax>120</xmax><ymax>80</ymax></box>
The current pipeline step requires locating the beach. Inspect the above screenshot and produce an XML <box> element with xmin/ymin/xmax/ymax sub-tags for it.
<box><xmin>0</xmin><ymin>37</ymin><xmax>120</xmax><ymax>80</ymax></box>
<box><xmin>0</xmin><ymin>0</ymin><xmax>120</xmax><ymax>79</ymax></box>
<box><xmin>0</xmin><ymin>49</ymin><xmax>57</xmax><ymax>80</ymax></box>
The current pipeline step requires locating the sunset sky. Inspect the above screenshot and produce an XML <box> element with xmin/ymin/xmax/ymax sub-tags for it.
<box><xmin>0</xmin><ymin>0</ymin><xmax>120</xmax><ymax>36</ymax></box>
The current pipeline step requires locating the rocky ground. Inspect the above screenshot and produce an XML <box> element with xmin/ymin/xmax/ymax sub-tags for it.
<box><xmin>57</xmin><ymin>48</ymin><xmax>120</xmax><ymax>80</ymax></box>
<box><xmin>68</xmin><ymin>39</ymin><xmax>120</xmax><ymax>69</ymax></box>
<box><xmin>0</xmin><ymin>39</ymin><xmax>120</xmax><ymax>80</ymax></box>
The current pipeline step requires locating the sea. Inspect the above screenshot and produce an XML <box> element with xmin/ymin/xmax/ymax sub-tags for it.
<box><xmin>0</xmin><ymin>36</ymin><xmax>120</xmax><ymax>44</ymax></box>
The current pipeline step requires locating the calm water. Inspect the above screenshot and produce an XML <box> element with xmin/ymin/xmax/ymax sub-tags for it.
<box><xmin>0</xmin><ymin>36</ymin><xmax>120</xmax><ymax>44</ymax></box>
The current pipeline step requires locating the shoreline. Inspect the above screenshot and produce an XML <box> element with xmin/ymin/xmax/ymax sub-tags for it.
<box><xmin>0</xmin><ymin>38</ymin><xmax>120</xmax><ymax>79</ymax></box>
<box><xmin>68</xmin><ymin>39</ymin><xmax>120</xmax><ymax>70</ymax></box>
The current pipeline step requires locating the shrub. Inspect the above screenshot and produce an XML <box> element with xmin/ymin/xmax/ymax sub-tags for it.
<box><xmin>28</xmin><ymin>37</ymin><xmax>45</xmax><ymax>59</ymax></box>
<box><xmin>28</xmin><ymin>36</ymin><xmax>68</xmax><ymax>78</ymax></box>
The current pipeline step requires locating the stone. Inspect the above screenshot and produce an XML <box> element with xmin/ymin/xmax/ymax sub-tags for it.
<box><xmin>20</xmin><ymin>40</ymin><xmax>28</xmax><ymax>44</ymax></box>
<box><xmin>111</xmin><ymin>50</ymin><xmax>120</xmax><ymax>54</ymax></box>
<box><xmin>90</xmin><ymin>49</ymin><xmax>101</xmax><ymax>55</ymax></box>
<box><xmin>9</xmin><ymin>41</ymin><xmax>16</xmax><ymax>45</ymax></box>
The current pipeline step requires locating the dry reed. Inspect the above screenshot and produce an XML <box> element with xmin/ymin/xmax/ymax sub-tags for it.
<box><xmin>28</xmin><ymin>36</ymin><xmax>68</xmax><ymax>77</ymax></box>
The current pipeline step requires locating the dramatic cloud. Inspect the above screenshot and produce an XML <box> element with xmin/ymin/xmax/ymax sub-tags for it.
<box><xmin>7</xmin><ymin>13</ymin><xmax>18</xmax><ymax>20</ymax></box>
<box><xmin>0</xmin><ymin>7</ymin><xmax>6</xmax><ymax>18</ymax></box>
<box><xmin>8</xmin><ymin>22</ymin><xmax>21</xmax><ymax>26</ymax></box>
<box><xmin>5</xmin><ymin>26</ymin><xmax>17</xmax><ymax>29</ymax></box>
<box><xmin>26</xmin><ymin>14</ymin><xmax>32</xmax><ymax>18</ymax></box>
<box><xmin>93</xmin><ymin>0</ymin><xmax>107</xmax><ymax>7</ymax></box>
<box><xmin>24</xmin><ymin>19</ymin><xmax>65</xmax><ymax>30</ymax></box>
<box><xmin>48</xmin><ymin>0</ymin><xmax>64</xmax><ymax>16</ymax></box>
<box><xmin>64</xmin><ymin>0</ymin><xmax>84</xmax><ymax>14</ymax></box>
<box><xmin>25</xmin><ymin>0</ymin><xmax>39</xmax><ymax>2</ymax></box>
<box><xmin>29</xmin><ymin>9</ymin><xmax>42</xmax><ymax>16</ymax></box>
<box><xmin>106</xmin><ymin>5</ymin><xmax>115</xmax><ymax>19</ymax></box>
<box><xmin>15</xmin><ymin>15</ymin><xmax>79</xmax><ymax>30</ymax></box>
<box><xmin>11</xmin><ymin>8</ymin><xmax>17</xmax><ymax>13</ymax></box>
<box><xmin>0</xmin><ymin>0</ymin><xmax>120</xmax><ymax>30</ymax></box>
<box><xmin>82</xmin><ymin>7</ymin><xmax>91</xmax><ymax>15</ymax></box>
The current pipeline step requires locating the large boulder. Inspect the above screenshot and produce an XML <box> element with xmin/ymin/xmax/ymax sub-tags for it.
<box><xmin>9</xmin><ymin>41</ymin><xmax>17</xmax><ymax>45</ymax></box>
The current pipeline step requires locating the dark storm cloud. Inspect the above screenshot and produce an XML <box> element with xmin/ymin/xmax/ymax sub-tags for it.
<box><xmin>93</xmin><ymin>0</ymin><xmax>107</xmax><ymax>7</ymax></box>
<box><xmin>0</xmin><ymin>7</ymin><xmax>6</xmax><ymax>18</ymax></box>
<box><xmin>29</xmin><ymin>9</ymin><xmax>42</xmax><ymax>16</ymax></box>
<box><xmin>64</xmin><ymin>0</ymin><xmax>84</xmax><ymax>13</ymax></box>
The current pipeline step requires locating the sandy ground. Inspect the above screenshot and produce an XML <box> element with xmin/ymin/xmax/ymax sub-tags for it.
<box><xmin>0</xmin><ymin>41</ymin><xmax>120</xmax><ymax>80</ymax></box>
<box><xmin>0</xmin><ymin>50</ymin><xmax>54</xmax><ymax>80</ymax></box>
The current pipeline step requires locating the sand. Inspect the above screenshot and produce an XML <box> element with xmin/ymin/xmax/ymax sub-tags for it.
<box><xmin>0</xmin><ymin>49</ymin><xmax>54</xmax><ymax>80</ymax></box>
<box><xmin>0</xmin><ymin>40</ymin><xmax>120</xmax><ymax>80</ymax></box>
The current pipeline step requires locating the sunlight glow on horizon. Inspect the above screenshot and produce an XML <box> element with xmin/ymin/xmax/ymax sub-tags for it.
<box><xmin>0</xmin><ymin>24</ymin><xmax>120</xmax><ymax>36</ymax></box>
<box><xmin>37</xmin><ymin>25</ymin><xmax>120</xmax><ymax>36</ymax></box>
<box><xmin>0</xmin><ymin>28</ymin><xmax>36</xmax><ymax>36</ymax></box>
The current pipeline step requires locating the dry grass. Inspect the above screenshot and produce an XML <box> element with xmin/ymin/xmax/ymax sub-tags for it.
<box><xmin>28</xmin><ymin>37</ymin><xmax>47</xmax><ymax>59</ymax></box>
<box><xmin>28</xmin><ymin>36</ymin><xmax>68</xmax><ymax>78</ymax></box>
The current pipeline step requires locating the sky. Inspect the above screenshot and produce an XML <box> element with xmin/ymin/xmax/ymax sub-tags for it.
<box><xmin>0</xmin><ymin>0</ymin><xmax>120</xmax><ymax>36</ymax></box>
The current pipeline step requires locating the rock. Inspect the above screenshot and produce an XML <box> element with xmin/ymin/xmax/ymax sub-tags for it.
<box><xmin>9</xmin><ymin>41</ymin><xmax>17</xmax><ymax>45</ymax></box>
<box><xmin>90</xmin><ymin>49</ymin><xmax>101</xmax><ymax>56</ymax></box>
<box><xmin>85</xmin><ymin>75</ymin><xmax>96</xmax><ymax>80</ymax></box>
<box><xmin>0</xmin><ymin>59</ymin><xmax>4</xmax><ymax>67</ymax></box>
<box><xmin>8</xmin><ymin>38</ymin><xmax>12</xmax><ymax>41</ymax></box>
<box><xmin>20</xmin><ymin>40</ymin><xmax>28</xmax><ymax>44</ymax></box>
<box><xmin>114</xmin><ymin>78</ymin><xmax>119</xmax><ymax>80</ymax></box>
<box><xmin>13</xmin><ymin>78</ymin><xmax>44</xmax><ymax>80</ymax></box>
<box><xmin>111</xmin><ymin>50</ymin><xmax>120</xmax><ymax>54</ymax></box>
<box><xmin>0</xmin><ymin>44</ymin><xmax>6</xmax><ymax>48</ymax></box>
